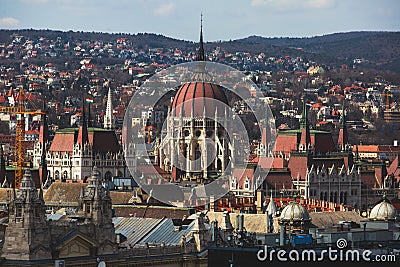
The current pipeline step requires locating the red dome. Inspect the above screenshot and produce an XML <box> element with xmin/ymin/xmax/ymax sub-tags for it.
<box><xmin>171</xmin><ymin>82</ymin><xmax>228</xmax><ymax>117</ymax></box>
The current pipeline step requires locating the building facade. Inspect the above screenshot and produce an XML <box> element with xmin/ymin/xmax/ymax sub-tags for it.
<box><xmin>33</xmin><ymin>104</ymin><xmax>128</xmax><ymax>182</ymax></box>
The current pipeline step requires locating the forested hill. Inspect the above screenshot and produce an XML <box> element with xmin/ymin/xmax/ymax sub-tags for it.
<box><xmin>0</xmin><ymin>29</ymin><xmax>399</xmax><ymax>72</ymax></box>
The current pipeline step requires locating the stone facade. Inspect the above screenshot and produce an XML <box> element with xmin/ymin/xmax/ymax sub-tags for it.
<box><xmin>1</xmin><ymin>167</ymin><xmax>118</xmax><ymax>261</ymax></box>
<box><xmin>296</xmin><ymin>164</ymin><xmax>362</xmax><ymax>208</ymax></box>
<box><xmin>1</xmin><ymin>169</ymin><xmax>51</xmax><ymax>260</ymax></box>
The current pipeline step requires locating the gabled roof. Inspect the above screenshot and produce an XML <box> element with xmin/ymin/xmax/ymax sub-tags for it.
<box><xmin>49</xmin><ymin>127</ymin><xmax>120</xmax><ymax>153</ymax></box>
<box><xmin>53</xmin><ymin>229</ymin><xmax>96</xmax><ymax>249</ymax></box>
<box><xmin>387</xmin><ymin>154</ymin><xmax>400</xmax><ymax>181</ymax></box>
<box><xmin>49</xmin><ymin>132</ymin><xmax>76</xmax><ymax>152</ymax></box>
<box><xmin>233</xmin><ymin>167</ymin><xmax>254</xmax><ymax>188</ymax></box>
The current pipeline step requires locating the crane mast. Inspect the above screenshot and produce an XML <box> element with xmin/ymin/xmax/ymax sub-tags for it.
<box><xmin>0</xmin><ymin>86</ymin><xmax>46</xmax><ymax>188</ymax></box>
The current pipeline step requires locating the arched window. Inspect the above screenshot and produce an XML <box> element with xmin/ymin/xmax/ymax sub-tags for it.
<box><xmin>244</xmin><ymin>177</ymin><xmax>250</xmax><ymax>190</ymax></box>
<box><xmin>55</xmin><ymin>170</ymin><xmax>60</xmax><ymax>180</ymax></box>
<box><xmin>63</xmin><ymin>170</ymin><xmax>68</xmax><ymax>179</ymax></box>
<box><xmin>231</xmin><ymin>177</ymin><xmax>236</xmax><ymax>189</ymax></box>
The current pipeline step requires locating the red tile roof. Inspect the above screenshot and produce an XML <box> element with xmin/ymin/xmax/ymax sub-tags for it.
<box><xmin>137</xmin><ymin>164</ymin><xmax>168</xmax><ymax>179</ymax></box>
<box><xmin>288</xmin><ymin>155</ymin><xmax>309</xmax><ymax>180</ymax></box>
<box><xmin>49</xmin><ymin>133</ymin><xmax>75</xmax><ymax>152</ymax></box>
<box><xmin>265</xmin><ymin>171</ymin><xmax>293</xmax><ymax>190</ymax></box>
<box><xmin>251</xmin><ymin>157</ymin><xmax>288</xmax><ymax>169</ymax></box>
<box><xmin>360</xmin><ymin>171</ymin><xmax>380</xmax><ymax>189</ymax></box>
<box><xmin>387</xmin><ymin>155</ymin><xmax>400</xmax><ymax>181</ymax></box>
<box><xmin>233</xmin><ymin>167</ymin><xmax>254</xmax><ymax>188</ymax></box>
<box><xmin>49</xmin><ymin>128</ymin><xmax>120</xmax><ymax>153</ymax></box>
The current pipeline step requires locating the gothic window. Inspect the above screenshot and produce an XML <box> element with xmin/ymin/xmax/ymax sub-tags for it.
<box><xmin>244</xmin><ymin>178</ymin><xmax>250</xmax><ymax>190</ymax></box>
<box><xmin>55</xmin><ymin>170</ymin><xmax>60</xmax><ymax>180</ymax></box>
<box><xmin>231</xmin><ymin>178</ymin><xmax>236</xmax><ymax>189</ymax></box>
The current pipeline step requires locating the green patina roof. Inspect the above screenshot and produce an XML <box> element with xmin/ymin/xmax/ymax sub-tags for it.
<box><xmin>56</xmin><ymin>127</ymin><xmax>113</xmax><ymax>134</ymax></box>
<box><xmin>5</xmin><ymin>166</ymin><xmax>38</xmax><ymax>171</ymax></box>
<box><xmin>278</xmin><ymin>129</ymin><xmax>331</xmax><ymax>135</ymax></box>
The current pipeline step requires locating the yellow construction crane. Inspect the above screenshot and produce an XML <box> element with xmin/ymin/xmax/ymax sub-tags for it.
<box><xmin>0</xmin><ymin>86</ymin><xmax>46</xmax><ymax>188</ymax></box>
<box><xmin>382</xmin><ymin>89</ymin><xmax>393</xmax><ymax>111</ymax></box>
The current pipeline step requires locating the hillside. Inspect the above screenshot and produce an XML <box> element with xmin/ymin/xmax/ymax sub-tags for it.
<box><xmin>231</xmin><ymin>32</ymin><xmax>400</xmax><ymax>71</ymax></box>
<box><xmin>0</xmin><ymin>29</ymin><xmax>399</xmax><ymax>72</ymax></box>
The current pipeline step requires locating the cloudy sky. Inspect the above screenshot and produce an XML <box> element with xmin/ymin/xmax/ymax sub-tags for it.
<box><xmin>1</xmin><ymin>0</ymin><xmax>399</xmax><ymax>41</ymax></box>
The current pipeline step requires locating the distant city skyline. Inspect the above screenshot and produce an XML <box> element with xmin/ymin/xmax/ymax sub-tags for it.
<box><xmin>1</xmin><ymin>0</ymin><xmax>399</xmax><ymax>41</ymax></box>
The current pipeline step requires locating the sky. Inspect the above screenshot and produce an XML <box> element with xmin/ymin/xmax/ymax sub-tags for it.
<box><xmin>0</xmin><ymin>0</ymin><xmax>399</xmax><ymax>42</ymax></box>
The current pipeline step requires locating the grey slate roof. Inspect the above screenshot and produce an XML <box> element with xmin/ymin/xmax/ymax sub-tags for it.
<box><xmin>113</xmin><ymin>217</ymin><xmax>164</xmax><ymax>246</ymax></box>
<box><xmin>138</xmin><ymin>218</ymin><xmax>195</xmax><ymax>246</ymax></box>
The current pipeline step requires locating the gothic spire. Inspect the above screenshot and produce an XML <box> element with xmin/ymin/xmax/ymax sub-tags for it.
<box><xmin>338</xmin><ymin>100</ymin><xmax>348</xmax><ymax>151</ymax></box>
<box><xmin>77</xmin><ymin>99</ymin><xmax>89</xmax><ymax>145</ymax></box>
<box><xmin>104</xmin><ymin>87</ymin><xmax>114</xmax><ymax>129</ymax></box>
<box><xmin>300</xmin><ymin>100</ymin><xmax>308</xmax><ymax>129</ymax></box>
<box><xmin>197</xmin><ymin>13</ymin><xmax>205</xmax><ymax>62</ymax></box>
<box><xmin>39</xmin><ymin>99</ymin><xmax>48</xmax><ymax>185</ymax></box>
<box><xmin>340</xmin><ymin>100</ymin><xmax>346</xmax><ymax>129</ymax></box>
<box><xmin>38</xmin><ymin>99</ymin><xmax>48</xmax><ymax>144</ymax></box>
<box><xmin>299</xmin><ymin>100</ymin><xmax>311</xmax><ymax>151</ymax></box>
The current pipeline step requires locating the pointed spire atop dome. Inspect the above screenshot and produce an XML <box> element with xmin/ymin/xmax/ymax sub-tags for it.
<box><xmin>197</xmin><ymin>13</ymin><xmax>205</xmax><ymax>62</ymax></box>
